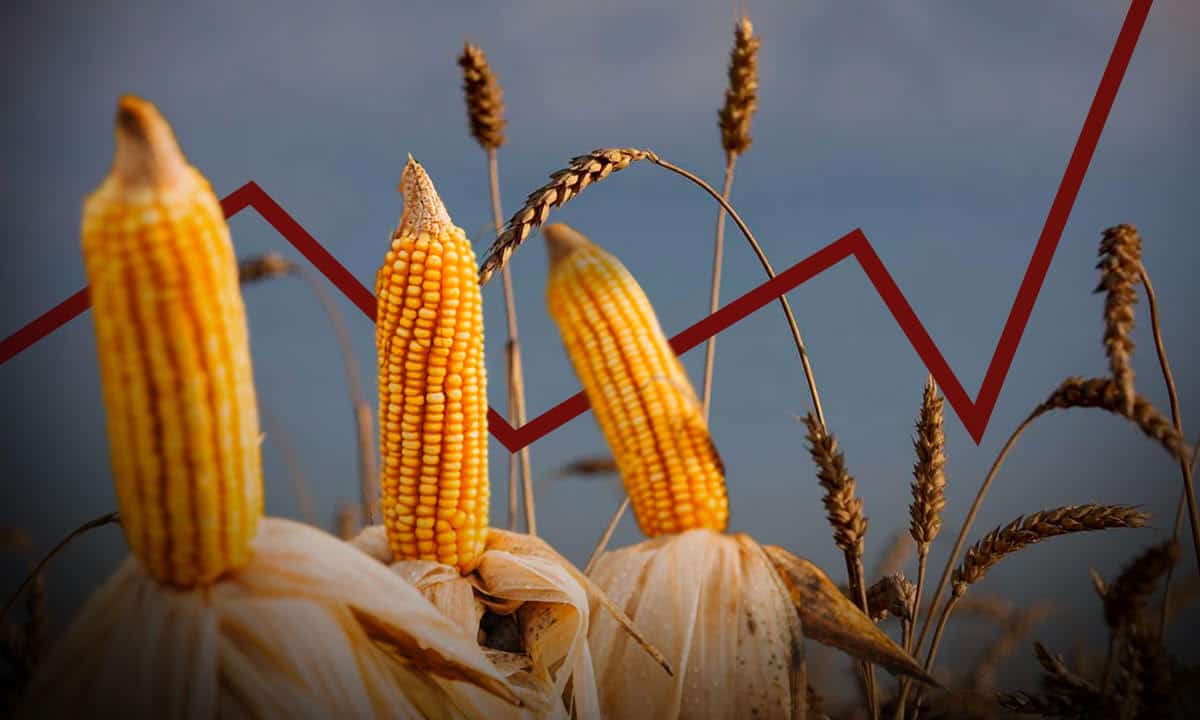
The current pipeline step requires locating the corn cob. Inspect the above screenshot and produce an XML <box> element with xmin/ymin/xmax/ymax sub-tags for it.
<box><xmin>376</xmin><ymin>157</ymin><xmax>488</xmax><ymax>574</ymax></box>
<box><xmin>81</xmin><ymin>96</ymin><xmax>262</xmax><ymax>588</ymax></box>
<box><xmin>544</xmin><ymin>223</ymin><xmax>728</xmax><ymax>537</ymax></box>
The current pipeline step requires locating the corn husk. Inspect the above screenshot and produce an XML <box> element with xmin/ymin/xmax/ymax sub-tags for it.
<box><xmin>353</xmin><ymin>526</ymin><xmax>674</xmax><ymax>719</ymax></box>
<box><xmin>587</xmin><ymin>529</ymin><xmax>806</xmax><ymax>719</ymax></box>
<box><xmin>21</xmin><ymin>518</ymin><xmax>523</xmax><ymax>719</ymax></box>
<box><xmin>588</xmin><ymin>529</ymin><xmax>936</xmax><ymax>720</ymax></box>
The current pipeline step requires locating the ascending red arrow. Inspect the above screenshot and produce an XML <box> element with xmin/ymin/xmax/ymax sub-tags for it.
<box><xmin>0</xmin><ymin>0</ymin><xmax>1153</xmax><ymax>451</ymax></box>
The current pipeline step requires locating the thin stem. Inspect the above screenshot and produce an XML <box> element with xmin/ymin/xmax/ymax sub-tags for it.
<box><xmin>649</xmin><ymin>155</ymin><xmax>826</xmax><ymax>428</ymax></box>
<box><xmin>297</xmin><ymin>269</ymin><xmax>379</xmax><ymax>525</ymax></box>
<box><xmin>1101</xmin><ymin>631</ymin><xmax>1120</xmax><ymax>694</ymax></box>
<box><xmin>910</xmin><ymin>593</ymin><xmax>961</xmax><ymax>719</ymax></box>
<box><xmin>0</xmin><ymin>513</ymin><xmax>119</xmax><ymax>627</ymax></box>
<box><xmin>259</xmin><ymin>406</ymin><xmax>316</xmax><ymax>525</ymax></box>
<box><xmin>488</xmin><ymin>148</ymin><xmax>536</xmax><ymax>536</ymax></box>
<box><xmin>848</xmin><ymin>554</ymin><xmax>880</xmax><ymax>720</ymax></box>
<box><xmin>1162</xmin><ymin>441</ymin><xmax>1200</xmax><ymax>636</ymax></box>
<box><xmin>894</xmin><ymin>549</ymin><xmax>929</xmax><ymax>720</ymax></box>
<box><xmin>1139</xmin><ymin>266</ymin><xmax>1198</xmax><ymax>596</ymax></box>
<box><xmin>584</xmin><ymin>496</ymin><xmax>631</xmax><ymax>576</ymax></box>
<box><xmin>701</xmin><ymin>153</ymin><xmax>738</xmax><ymax>420</ymax></box>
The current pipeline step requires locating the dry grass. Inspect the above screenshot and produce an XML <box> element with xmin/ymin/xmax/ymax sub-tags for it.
<box><xmin>1103</xmin><ymin>540</ymin><xmax>1179</xmax><ymax>631</ymax></box>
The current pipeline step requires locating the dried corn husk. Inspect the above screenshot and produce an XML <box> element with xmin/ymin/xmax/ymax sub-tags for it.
<box><xmin>21</xmin><ymin>518</ymin><xmax>523</xmax><ymax>719</ymax></box>
<box><xmin>587</xmin><ymin>530</ymin><xmax>936</xmax><ymax>720</ymax></box>
<box><xmin>353</xmin><ymin>526</ymin><xmax>676</xmax><ymax>719</ymax></box>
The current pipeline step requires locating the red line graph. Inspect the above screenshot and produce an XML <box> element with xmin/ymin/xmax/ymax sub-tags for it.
<box><xmin>0</xmin><ymin>0</ymin><xmax>1151</xmax><ymax>451</ymax></box>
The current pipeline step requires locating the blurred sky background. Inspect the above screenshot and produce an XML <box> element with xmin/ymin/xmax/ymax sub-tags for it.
<box><xmin>2</xmin><ymin>0</ymin><xmax>1198</xmax><ymax>692</ymax></box>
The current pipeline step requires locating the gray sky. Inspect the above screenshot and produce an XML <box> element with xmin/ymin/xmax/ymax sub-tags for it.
<box><xmin>2</xmin><ymin>0</ymin><xmax>1198</xmax><ymax>690</ymax></box>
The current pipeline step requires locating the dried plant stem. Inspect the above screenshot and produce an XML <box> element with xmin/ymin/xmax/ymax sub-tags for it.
<box><xmin>0</xmin><ymin>513</ymin><xmax>119</xmax><ymax>627</ymax></box>
<box><xmin>239</xmin><ymin>255</ymin><xmax>378</xmax><ymax>524</ymax></box>
<box><xmin>898</xmin><ymin>414</ymin><xmax>1034</xmax><ymax>718</ymax></box>
<box><xmin>701</xmin><ymin>153</ymin><xmax>737</xmax><ymax>420</ymax></box>
<box><xmin>477</xmin><ymin>148</ymin><xmax>826</xmax><ymax>426</ymax></box>
<box><xmin>488</xmin><ymin>148</ymin><xmax>536</xmax><ymax>536</ymax></box>
<box><xmin>259</xmin><ymin>406</ymin><xmax>316</xmax><ymax>525</ymax></box>
<box><xmin>652</xmin><ymin>155</ymin><xmax>826</xmax><ymax>427</ymax></box>
<box><xmin>584</xmin><ymin>495</ymin><xmax>631</xmax><ymax>576</ymax></box>
<box><xmin>1137</xmin><ymin>265</ymin><xmax>1199</xmax><ymax>599</ymax></box>
<box><xmin>296</xmin><ymin>268</ymin><xmax>379</xmax><ymax>524</ymax></box>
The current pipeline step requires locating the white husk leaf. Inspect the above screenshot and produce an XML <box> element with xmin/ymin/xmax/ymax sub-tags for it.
<box><xmin>20</xmin><ymin>517</ymin><xmax>522</xmax><ymax>719</ymax></box>
<box><xmin>351</xmin><ymin>526</ymin><xmax>602</xmax><ymax>719</ymax></box>
<box><xmin>588</xmin><ymin>529</ymin><xmax>807</xmax><ymax>720</ymax></box>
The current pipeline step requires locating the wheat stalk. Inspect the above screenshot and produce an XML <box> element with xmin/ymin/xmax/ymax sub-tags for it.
<box><xmin>803</xmin><ymin>413</ymin><xmax>877</xmax><ymax>717</ymax></box>
<box><xmin>912</xmin><ymin>375</ymin><xmax>1194</xmax><ymax>686</ymax></box>
<box><xmin>804</xmin><ymin>413</ymin><xmax>869</xmax><ymax>559</ymax></box>
<box><xmin>475</xmin><ymin>147</ymin><xmax>827</xmax><ymax>427</ymax></box>
<box><xmin>953</xmin><ymin>505</ymin><xmax>1148</xmax><ymax>593</ymax></box>
<box><xmin>1104</xmin><ymin>540</ymin><xmax>1179</xmax><ymax>631</ymax></box>
<box><xmin>0</xmin><ymin>513</ymin><xmax>120</xmax><ymax>627</ymax></box>
<box><xmin>866</xmin><ymin>573</ymin><xmax>915</xmax><ymax>622</ymax></box>
<box><xmin>238</xmin><ymin>252</ymin><xmax>380</xmax><ymax>523</ymax></box>
<box><xmin>702</xmin><ymin>16</ymin><xmax>761</xmax><ymax>420</ymax></box>
<box><xmin>909</xmin><ymin>376</ymin><xmax>948</xmax><ymax>548</ymax></box>
<box><xmin>969</xmin><ymin>603</ymin><xmax>1053</xmax><ymax>693</ymax></box>
<box><xmin>896</xmin><ymin>377</ymin><xmax>948</xmax><ymax>717</ymax></box>
<box><xmin>458</xmin><ymin>42</ymin><xmax>536</xmax><ymax>536</ymax></box>
<box><xmin>1096</xmin><ymin>224</ymin><xmax>1141</xmax><ymax>415</ymax></box>
<box><xmin>918</xmin><ymin>504</ymin><xmax>1147</xmax><ymax>698</ymax></box>
<box><xmin>1032</xmin><ymin>377</ymin><xmax>1190</xmax><ymax>464</ymax></box>
<box><xmin>1100</xmin><ymin>540</ymin><xmax>1178</xmax><ymax>694</ymax></box>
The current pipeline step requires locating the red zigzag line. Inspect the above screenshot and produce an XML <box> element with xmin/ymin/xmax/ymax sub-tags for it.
<box><xmin>0</xmin><ymin>0</ymin><xmax>1152</xmax><ymax>451</ymax></box>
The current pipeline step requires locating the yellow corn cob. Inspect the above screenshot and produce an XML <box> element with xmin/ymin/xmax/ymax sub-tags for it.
<box><xmin>82</xmin><ymin>96</ymin><xmax>263</xmax><ymax>588</ymax></box>
<box><xmin>544</xmin><ymin>223</ymin><xmax>728</xmax><ymax>537</ymax></box>
<box><xmin>376</xmin><ymin>157</ymin><xmax>488</xmax><ymax>574</ymax></box>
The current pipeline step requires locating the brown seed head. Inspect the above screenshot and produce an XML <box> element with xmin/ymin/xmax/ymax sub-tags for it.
<box><xmin>1095</xmin><ymin>224</ymin><xmax>1141</xmax><ymax>415</ymax></box>
<box><xmin>866</xmin><ymin>572</ymin><xmax>916</xmax><ymax>622</ymax></box>
<box><xmin>952</xmin><ymin>504</ymin><xmax>1148</xmax><ymax>595</ymax></box>
<box><xmin>909</xmin><ymin>375</ymin><xmax>947</xmax><ymax>548</ymax></box>
<box><xmin>1032</xmin><ymin>376</ymin><xmax>1192</xmax><ymax>465</ymax></box>
<box><xmin>1102</xmin><ymin>539</ymin><xmax>1179</xmax><ymax>631</ymax></box>
<box><xmin>803</xmin><ymin>413</ymin><xmax>868</xmax><ymax>558</ymax></box>
<box><xmin>237</xmin><ymin>252</ymin><xmax>296</xmax><ymax>284</ymax></box>
<box><xmin>718</xmin><ymin>17</ymin><xmax>760</xmax><ymax>156</ymax></box>
<box><xmin>458</xmin><ymin>43</ymin><xmax>506</xmax><ymax>150</ymax></box>
<box><xmin>478</xmin><ymin>148</ymin><xmax>653</xmax><ymax>286</ymax></box>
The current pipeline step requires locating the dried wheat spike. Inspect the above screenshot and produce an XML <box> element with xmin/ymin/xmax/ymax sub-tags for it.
<box><xmin>952</xmin><ymin>505</ymin><xmax>1148</xmax><ymax>595</ymax></box>
<box><xmin>909</xmin><ymin>375</ymin><xmax>947</xmax><ymax>548</ymax></box>
<box><xmin>1022</xmin><ymin>641</ymin><xmax>1112</xmax><ymax>716</ymax></box>
<box><xmin>1102</xmin><ymin>539</ymin><xmax>1179</xmax><ymax>631</ymax></box>
<box><xmin>557</xmin><ymin>455</ymin><xmax>619</xmax><ymax>479</ymax></box>
<box><xmin>458</xmin><ymin>43</ymin><xmax>506</xmax><ymax>150</ymax></box>
<box><xmin>997</xmin><ymin>690</ymin><xmax>1086</xmax><ymax>717</ymax></box>
<box><xmin>1095</xmin><ymin>224</ymin><xmax>1142</xmax><ymax>415</ymax></box>
<box><xmin>970</xmin><ymin>603</ymin><xmax>1052</xmax><ymax>692</ymax></box>
<box><xmin>477</xmin><ymin>148</ymin><xmax>653</xmax><ymax>286</ymax></box>
<box><xmin>1125</xmin><ymin>625</ymin><xmax>1172</xmax><ymax>716</ymax></box>
<box><xmin>1033</xmin><ymin>376</ymin><xmax>1192</xmax><ymax>465</ymax></box>
<box><xmin>866</xmin><ymin>572</ymin><xmax>916</xmax><ymax>621</ymax></box>
<box><xmin>803</xmin><ymin>413</ymin><xmax>868</xmax><ymax>558</ymax></box>
<box><xmin>1089</xmin><ymin>568</ymin><xmax>1108</xmax><ymax>599</ymax></box>
<box><xmin>237</xmin><ymin>252</ymin><xmax>295</xmax><ymax>284</ymax></box>
<box><xmin>718</xmin><ymin>17</ymin><xmax>760</xmax><ymax>156</ymax></box>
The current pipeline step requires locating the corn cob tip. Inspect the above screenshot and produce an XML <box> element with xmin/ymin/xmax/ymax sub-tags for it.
<box><xmin>396</xmin><ymin>155</ymin><xmax>452</xmax><ymax>238</ymax></box>
<box><xmin>542</xmin><ymin>223</ymin><xmax>593</xmax><ymax>265</ymax></box>
<box><xmin>111</xmin><ymin>95</ymin><xmax>188</xmax><ymax>191</ymax></box>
